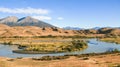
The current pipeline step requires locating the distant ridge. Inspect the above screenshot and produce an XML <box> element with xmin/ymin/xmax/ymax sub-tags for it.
<box><xmin>63</xmin><ymin>26</ymin><xmax>83</xmax><ymax>30</ymax></box>
<box><xmin>0</xmin><ymin>16</ymin><xmax>56</xmax><ymax>28</ymax></box>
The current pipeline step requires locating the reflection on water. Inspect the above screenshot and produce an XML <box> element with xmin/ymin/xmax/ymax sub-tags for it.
<box><xmin>0</xmin><ymin>39</ymin><xmax>120</xmax><ymax>58</ymax></box>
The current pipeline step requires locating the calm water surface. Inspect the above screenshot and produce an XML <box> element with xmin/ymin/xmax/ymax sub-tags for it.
<box><xmin>0</xmin><ymin>39</ymin><xmax>120</xmax><ymax>58</ymax></box>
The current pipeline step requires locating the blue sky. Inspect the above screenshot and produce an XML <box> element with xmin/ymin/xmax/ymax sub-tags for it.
<box><xmin>0</xmin><ymin>0</ymin><xmax>120</xmax><ymax>28</ymax></box>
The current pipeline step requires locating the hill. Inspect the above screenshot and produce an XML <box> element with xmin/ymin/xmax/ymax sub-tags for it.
<box><xmin>0</xmin><ymin>24</ymin><xmax>79</xmax><ymax>37</ymax></box>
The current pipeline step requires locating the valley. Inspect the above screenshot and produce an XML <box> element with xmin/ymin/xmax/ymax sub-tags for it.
<box><xmin>0</xmin><ymin>16</ymin><xmax>120</xmax><ymax>67</ymax></box>
<box><xmin>0</xmin><ymin>0</ymin><xmax>120</xmax><ymax>67</ymax></box>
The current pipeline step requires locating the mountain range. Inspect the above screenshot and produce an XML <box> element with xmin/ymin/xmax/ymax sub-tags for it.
<box><xmin>0</xmin><ymin>16</ymin><xmax>120</xmax><ymax>37</ymax></box>
<box><xmin>0</xmin><ymin>16</ymin><xmax>55</xmax><ymax>28</ymax></box>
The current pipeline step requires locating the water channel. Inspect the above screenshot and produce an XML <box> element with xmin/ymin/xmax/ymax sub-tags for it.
<box><xmin>0</xmin><ymin>39</ymin><xmax>120</xmax><ymax>58</ymax></box>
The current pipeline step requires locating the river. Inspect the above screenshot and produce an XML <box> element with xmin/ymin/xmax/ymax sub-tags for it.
<box><xmin>0</xmin><ymin>39</ymin><xmax>120</xmax><ymax>58</ymax></box>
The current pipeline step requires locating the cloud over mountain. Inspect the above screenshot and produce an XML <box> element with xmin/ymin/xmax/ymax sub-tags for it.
<box><xmin>32</xmin><ymin>16</ymin><xmax>52</xmax><ymax>21</ymax></box>
<box><xmin>0</xmin><ymin>7</ymin><xmax>49</xmax><ymax>15</ymax></box>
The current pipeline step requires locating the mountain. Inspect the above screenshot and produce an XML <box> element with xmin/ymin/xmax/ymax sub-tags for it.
<box><xmin>0</xmin><ymin>16</ymin><xmax>56</xmax><ymax>28</ymax></box>
<box><xmin>0</xmin><ymin>16</ymin><xmax>18</xmax><ymax>26</ymax></box>
<box><xmin>0</xmin><ymin>16</ymin><xmax>120</xmax><ymax>37</ymax></box>
<box><xmin>63</xmin><ymin>26</ymin><xmax>83</xmax><ymax>30</ymax></box>
<box><xmin>92</xmin><ymin>27</ymin><xmax>102</xmax><ymax>30</ymax></box>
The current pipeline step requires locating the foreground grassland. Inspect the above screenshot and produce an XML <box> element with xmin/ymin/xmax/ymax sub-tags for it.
<box><xmin>101</xmin><ymin>38</ymin><xmax>120</xmax><ymax>44</ymax></box>
<box><xmin>1</xmin><ymin>52</ymin><xmax>120</xmax><ymax>67</ymax></box>
<box><xmin>0</xmin><ymin>37</ymin><xmax>88</xmax><ymax>53</ymax></box>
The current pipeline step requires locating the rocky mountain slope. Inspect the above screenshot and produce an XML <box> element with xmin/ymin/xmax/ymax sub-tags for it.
<box><xmin>0</xmin><ymin>16</ymin><xmax>55</xmax><ymax>28</ymax></box>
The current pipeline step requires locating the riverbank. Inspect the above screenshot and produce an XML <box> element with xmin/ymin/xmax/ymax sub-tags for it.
<box><xmin>12</xmin><ymin>50</ymin><xmax>65</xmax><ymax>54</ymax></box>
<box><xmin>1</xmin><ymin>52</ymin><xmax>120</xmax><ymax>67</ymax></box>
<box><xmin>100</xmin><ymin>38</ymin><xmax>120</xmax><ymax>44</ymax></box>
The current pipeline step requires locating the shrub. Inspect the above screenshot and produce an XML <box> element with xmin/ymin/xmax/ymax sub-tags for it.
<box><xmin>16</xmin><ymin>57</ymin><xmax>23</xmax><ymax>59</ymax></box>
<box><xmin>8</xmin><ymin>41</ymin><xmax>13</xmax><ymax>45</ymax></box>
<box><xmin>52</xmin><ymin>27</ymin><xmax>58</xmax><ymax>31</ymax></box>
<box><xmin>71</xmin><ymin>40</ymin><xmax>87</xmax><ymax>50</ymax></box>
<box><xmin>3</xmin><ymin>41</ymin><xmax>13</xmax><ymax>45</ymax></box>
<box><xmin>7</xmin><ymin>59</ymin><xmax>14</xmax><ymax>61</ymax></box>
<box><xmin>42</xmin><ymin>27</ymin><xmax>45</xmax><ymax>30</ymax></box>
<box><xmin>117</xmin><ymin>65</ymin><xmax>120</xmax><ymax>67</ymax></box>
<box><xmin>82</xmin><ymin>57</ymin><xmax>89</xmax><ymax>60</ymax></box>
<box><xmin>32</xmin><ymin>56</ymin><xmax>69</xmax><ymax>61</ymax></box>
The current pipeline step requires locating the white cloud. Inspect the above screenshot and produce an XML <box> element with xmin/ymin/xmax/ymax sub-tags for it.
<box><xmin>0</xmin><ymin>7</ymin><xmax>49</xmax><ymax>15</ymax></box>
<box><xmin>32</xmin><ymin>16</ymin><xmax>52</xmax><ymax>20</ymax></box>
<box><xmin>57</xmin><ymin>17</ymin><xmax>64</xmax><ymax>20</ymax></box>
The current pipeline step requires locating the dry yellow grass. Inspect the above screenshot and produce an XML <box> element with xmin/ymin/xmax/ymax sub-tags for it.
<box><xmin>0</xmin><ymin>24</ymin><xmax>78</xmax><ymax>37</ymax></box>
<box><xmin>101</xmin><ymin>38</ymin><xmax>120</xmax><ymax>44</ymax></box>
<box><xmin>0</xmin><ymin>24</ymin><xmax>105</xmax><ymax>37</ymax></box>
<box><xmin>0</xmin><ymin>38</ymin><xmax>72</xmax><ymax>45</ymax></box>
<box><xmin>0</xmin><ymin>53</ymin><xmax>120</xmax><ymax>67</ymax></box>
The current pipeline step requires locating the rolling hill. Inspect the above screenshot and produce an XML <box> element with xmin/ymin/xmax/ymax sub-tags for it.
<box><xmin>0</xmin><ymin>16</ymin><xmax>120</xmax><ymax>37</ymax></box>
